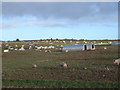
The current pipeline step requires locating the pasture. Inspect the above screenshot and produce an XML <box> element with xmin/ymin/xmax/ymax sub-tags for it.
<box><xmin>2</xmin><ymin>40</ymin><xmax>120</xmax><ymax>88</ymax></box>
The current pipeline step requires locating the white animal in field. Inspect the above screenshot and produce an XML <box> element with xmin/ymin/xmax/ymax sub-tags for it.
<box><xmin>8</xmin><ymin>46</ymin><xmax>14</xmax><ymax>50</ymax></box>
<box><xmin>43</xmin><ymin>46</ymin><xmax>48</xmax><ymax>49</ymax></box>
<box><xmin>65</xmin><ymin>50</ymin><xmax>68</xmax><ymax>52</ymax></box>
<box><xmin>5</xmin><ymin>44</ymin><xmax>9</xmax><ymax>47</ymax></box>
<box><xmin>3</xmin><ymin>50</ymin><xmax>9</xmax><ymax>52</ymax></box>
<box><xmin>45</xmin><ymin>50</ymin><xmax>51</xmax><ymax>53</ymax></box>
<box><xmin>113</xmin><ymin>59</ymin><xmax>120</xmax><ymax>65</ymax></box>
<box><xmin>59</xmin><ymin>62</ymin><xmax>68</xmax><ymax>68</ymax></box>
<box><xmin>15</xmin><ymin>45</ymin><xmax>18</xmax><ymax>47</ymax></box>
<box><xmin>104</xmin><ymin>47</ymin><xmax>107</xmax><ymax>50</ymax></box>
<box><xmin>48</xmin><ymin>45</ymin><xmax>54</xmax><ymax>49</ymax></box>
<box><xmin>19</xmin><ymin>47</ymin><xmax>25</xmax><ymax>51</ymax></box>
<box><xmin>63</xmin><ymin>41</ymin><xmax>66</xmax><ymax>44</ymax></box>
<box><xmin>45</xmin><ymin>50</ymin><xmax>48</xmax><ymax>52</ymax></box>
<box><xmin>35</xmin><ymin>46</ymin><xmax>39</xmax><ymax>49</ymax></box>
<box><xmin>14</xmin><ymin>48</ymin><xmax>18</xmax><ymax>50</ymax></box>
<box><xmin>105</xmin><ymin>67</ymin><xmax>110</xmax><ymax>71</ymax></box>
<box><xmin>9</xmin><ymin>47</ymin><xmax>14</xmax><ymax>50</ymax></box>
<box><xmin>61</xmin><ymin>45</ymin><xmax>63</xmax><ymax>47</ymax></box>
<box><xmin>29</xmin><ymin>46</ymin><xmax>32</xmax><ymax>49</ymax></box>
<box><xmin>32</xmin><ymin>64</ymin><xmax>37</xmax><ymax>68</ymax></box>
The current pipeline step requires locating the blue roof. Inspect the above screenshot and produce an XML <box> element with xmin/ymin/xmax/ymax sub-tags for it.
<box><xmin>63</xmin><ymin>44</ymin><xmax>84</xmax><ymax>51</ymax></box>
<box><xmin>62</xmin><ymin>44</ymin><xmax>95</xmax><ymax>51</ymax></box>
<box><xmin>63</xmin><ymin>44</ymin><xmax>84</xmax><ymax>48</ymax></box>
<box><xmin>112</xmin><ymin>41</ymin><xmax>120</xmax><ymax>45</ymax></box>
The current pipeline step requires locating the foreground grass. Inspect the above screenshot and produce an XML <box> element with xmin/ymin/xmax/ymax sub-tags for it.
<box><xmin>2</xmin><ymin>45</ymin><xmax>119</xmax><ymax>82</ymax></box>
<box><xmin>2</xmin><ymin>79</ymin><xmax>120</xmax><ymax>88</ymax></box>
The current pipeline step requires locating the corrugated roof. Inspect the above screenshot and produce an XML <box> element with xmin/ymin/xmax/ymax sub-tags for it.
<box><xmin>112</xmin><ymin>41</ymin><xmax>120</xmax><ymax>45</ymax></box>
<box><xmin>63</xmin><ymin>44</ymin><xmax>84</xmax><ymax>47</ymax></box>
<box><xmin>62</xmin><ymin>44</ymin><xmax>84</xmax><ymax>51</ymax></box>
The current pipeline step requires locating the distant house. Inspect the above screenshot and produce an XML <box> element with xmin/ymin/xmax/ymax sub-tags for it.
<box><xmin>62</xmin><ymin>44</ymin><xmax>95</xmax><ymax>51</ymax></box>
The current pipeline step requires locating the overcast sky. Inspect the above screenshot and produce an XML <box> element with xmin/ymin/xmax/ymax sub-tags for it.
<box><xmin>2</xmin><ymin>2</ymin><xmax>118</xmax><ymax>41</ymax></box>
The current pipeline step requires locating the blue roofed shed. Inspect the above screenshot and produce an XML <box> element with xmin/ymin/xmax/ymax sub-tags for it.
<box><xmin>111</xmin><ymin>41</ymin><xmax>120</xmax><ymax>45</ymax></box>
<box><xmin>62</xmin><ymin>44</ymin><xmax>84</xmax><ymax>51</ymax></box>
<box><xmin>85</xmin><ymin>43</ymin><xmax>95</xmax><ymax>50</ymax></box>
<box><xmin>62</xmin><ymin>44</ymin><xmax>95</xmax><ymax>51</ymax></box>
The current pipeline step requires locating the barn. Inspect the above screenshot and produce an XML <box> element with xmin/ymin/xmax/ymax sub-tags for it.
<box><xmin>62</xmin><ymin>44</ymin><xmax>95</xmax><ymax>51</ymax></box>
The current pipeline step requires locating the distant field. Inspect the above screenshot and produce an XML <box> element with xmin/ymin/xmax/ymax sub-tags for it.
<box><xmin>1</xmin><ymin>40</ymin><xmax>118</xmax><ymax>49</ymax></box>
<box><xmin>2</xmin><ymin>40</ymin><xmax>120</xmax><ymax>88</ymax></box>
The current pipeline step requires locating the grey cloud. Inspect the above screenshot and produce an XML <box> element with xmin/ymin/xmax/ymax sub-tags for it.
<box><xmin>103</xmin><ymin>24</ymin><xmax>117</xmax><ymax>27</ymax></box>
<box><xmin>95</xmin><ymin>3</ymin><xmax>118</xmax><ymax>15</ymax></box>
<box><xmin>29</xmin><ymin>23</ymin><xmax>68</xmax><ymax>28</ymax></box>
<box><xmin>2</xmin><ymin>23</ymin><xmax>18</xmax><ymax>29</ymax></box>
<box><xmin>2</xmin><ymin>2</ymin><xmax>117</xmax><ymax>22</ymax></box>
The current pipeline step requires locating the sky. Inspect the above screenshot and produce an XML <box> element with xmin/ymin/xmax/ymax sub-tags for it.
<box><xmin>1</xmin><ymin>2</ymin><xmax>118</xmax><ymax>41</ymax></box>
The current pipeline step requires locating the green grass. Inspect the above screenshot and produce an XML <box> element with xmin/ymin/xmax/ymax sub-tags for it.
<box><xmin>2</xmin><ymin>45</ymin><xmax>119</xmax><ymax>82</ymax></box>
<box><xmin>2</xmin><ymin>41</ymin><xmax>119</xmax><ymax>88</ymax></box>
<box><xmin>2</xmin><ymin>79</ymin><xmax>120</xmax><ymax>88</ymax></box>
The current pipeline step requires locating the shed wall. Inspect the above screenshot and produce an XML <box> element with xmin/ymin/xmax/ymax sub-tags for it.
<box><xmin>62</xmin><ymin>44</ymin><xmax>84</xmax><ymax>51</ymax></box>
<box><xmin>62</xmin><ymin>44</ymin><xmax>95</xmax><ymax>51</ymax></box>
<box><xmin>86</xmin><ymin>44</ymin><xmax>95</xmax><ymax>50</ymax></box>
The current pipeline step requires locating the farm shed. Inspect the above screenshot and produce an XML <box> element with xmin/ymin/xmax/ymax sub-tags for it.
<box><xmin>85</xmin><ymin>43</ymin><xmax>95</xmax><ymax>50</ymax></box>
<box><xmin>62</xmin><ymin>44</ymin><xmax>95</xmax><ymax>51</ymax></box>
<box><xmin>95</xmin><ymin>43</ymin><xmax>110</xmax><ymax>46</ymax></box>
<box><xmin>111</xmin><ymin>41</ymin><xmax>120</xmax><ymax>45</ymax></box>
<box><xmin>62</xmin><ymin>44</ymin><xmax>84</xmax><ymax>51</ymax></box>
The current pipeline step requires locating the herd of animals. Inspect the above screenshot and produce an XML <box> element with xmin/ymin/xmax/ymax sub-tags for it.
<box><xmin>32</xmin><ymin>59</ymin><xmax>120</xmax><ymax>69</ymax></box>
<box><xmin>2</xmin><ymin>41</ymin><xmax>120</xmax><ymax>68</ymax></box>
<box><xmin>32</xmin><ymin>62</ymin><xmax>68</xmax><ymax>68</ymax></box>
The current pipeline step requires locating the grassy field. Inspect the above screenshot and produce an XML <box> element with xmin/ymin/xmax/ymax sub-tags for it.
<box><xmin>2</xmin><ymin>79</ymin><xmax>119</xmax><ymax>88</ymax></box>
<box><xmin>2</xmin><ymin>40</ymin><xmax>120</xmax><ymax>88</ymax></box>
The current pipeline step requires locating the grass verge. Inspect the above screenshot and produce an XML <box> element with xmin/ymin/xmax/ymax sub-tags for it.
<box><xmin>2</xmin><ymin>79</ymin><xmax>120</xmax><ymax>88</ymax></box>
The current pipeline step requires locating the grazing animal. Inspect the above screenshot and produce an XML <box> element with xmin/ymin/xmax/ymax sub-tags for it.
<box><xmin>59</xmin><ymin>62</ymin><xmax>68</xmax><ymax>68</ymax></box>
<box><xmin>35</xmin><ymin>46</ymin><xmax>42</xmax><ymax>50</ymax></box>
<box><xmin>105</xmin><ymin>67</ymin><xmax>110</xmax><ymax>71</ymax></box>
<box><xmin>32</xmin><ymin>64</ymin><xmax>37</xmax><ymax>68</ymax></box>
<box><xmin>19</xmin><ymin>47</ymin><xmax>25</xmax><ymax>51</ymax></box>
<box><xmin>65</xmin><ymin>50</ymin><xmax>68</xmax><ymax>52</ymax></box>
<box><xmin>29</xmin><ymin>46</ymin><xmax>32</xmax><ymax>49</ymax></box>
<box><xmin>14</xmin><ymin>48</ymin><xmax>18</xmax><ymax>50</ymax></box>
<box><xmin>15</xmin><ymin>45</ymin><xmax>18</xmax><ymax>47</ymax></box>
<box><xmin>104</xmin><ymin>47</ymin><xmax>107</xmax><ymax>50</ymax></box>
<box><xmin>3</xmin><ymin>50</ymin><xmax>9</xmax><ymax>52</ymax></box>
<box><xmin>113</xmin><ymin>59</ymin><xmax>120</xmax><ymax>65</ymax></box>
<box><xmin>45</xmin><ymin>50</ymin><xmax>51</xmax><ymax>53</ymax></box>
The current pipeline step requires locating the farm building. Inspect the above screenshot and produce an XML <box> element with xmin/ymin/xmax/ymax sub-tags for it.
<box><xmin>62</xmin><ymin>44</ymin><xmax>95</xmax><ymax>51</ymax></box>
<box><xmin>85</xmin><ymin>43</ymin><xmax>95</xmax><ymax>50</ymax></box>
<box><xmin>111</xmin><ymin>41</ymin><xmax>120</xmax><ymax>45</ymax></box>
<box><xmin>95</xmin><ymin>43</ymin><xmax>110</xmax><ymax>46</ymax></box>
<box><xmin>62</xmin><ymin>44</ymin><xmax>85</xmax><ymax>51</ymax></box>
